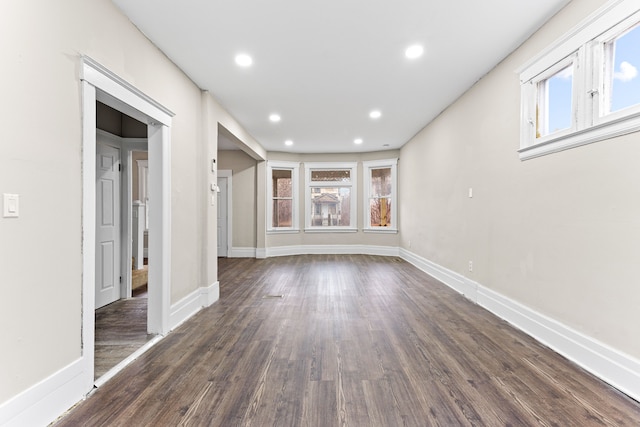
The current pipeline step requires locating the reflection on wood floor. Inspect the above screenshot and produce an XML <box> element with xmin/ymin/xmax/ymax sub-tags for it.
<box><xmin>59</xmin><ymin>255</ymin><xmax>640</xmax><ymax>426</ymax></box>
<box><xmin>94</xmin><ymin>284</ymin><xmax>155</xmax><ymax>379</ymax></box>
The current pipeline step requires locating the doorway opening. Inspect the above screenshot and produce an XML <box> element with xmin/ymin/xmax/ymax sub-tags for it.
<box><xmin>81</xmin><ymin>57</ymin><xmax>173</xmax><ymax>389</ymax></box>
<box><xmin>94</xmin><ymin>102</ymin><xmax>154</xmax><ymax>379</ymax></box>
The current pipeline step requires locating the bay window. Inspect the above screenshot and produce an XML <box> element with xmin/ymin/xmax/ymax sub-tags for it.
<box><xmin>267</xmin><ymin>161</ymin><xmax>299</xmax><ymax>232</ymax></box>
<box><xmin>304</xmin><ymin>162</ymin><xmax>357</xmax><ymax>231</ymax></box>
<box><xmin>363</xmin><ymin>159</ymin><xmax>397</xmax><ymax>232</ymax></box>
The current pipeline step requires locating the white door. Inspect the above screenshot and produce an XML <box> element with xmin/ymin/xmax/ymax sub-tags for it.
<box><xmin>217</xmin><ymin>176</ymin><xmax>228</xmax><ymax>257</ymax></box>
<box><xmin>96</xmin><ymin>140</ymin><xmax>121</xmax><ymax>309</ymax></box>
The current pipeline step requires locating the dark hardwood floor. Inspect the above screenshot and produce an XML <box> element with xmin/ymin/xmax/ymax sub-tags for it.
<box><xmin>94</xmin><ymin>285</ymin><xmax>154</xmax><ymax>379</ymax></box>
<box><xmin>58</xmin><ymin>255</ymin><xmax>640</xmax><ymax>426</ymax></box>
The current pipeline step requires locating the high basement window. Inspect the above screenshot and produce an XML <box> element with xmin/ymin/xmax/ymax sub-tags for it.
<box><xmin>518</xmin><ymin>0</ymin><xmax>640</xmax><ymax>160</ymax></box>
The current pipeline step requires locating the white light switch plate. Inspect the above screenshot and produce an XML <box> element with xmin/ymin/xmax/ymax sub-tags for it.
<box><xmin>3</xmin><ymin>193</ymin><xmax>19</xmax><ymax>218</ymax></box>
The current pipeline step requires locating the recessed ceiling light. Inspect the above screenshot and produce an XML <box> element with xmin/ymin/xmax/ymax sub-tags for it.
<box><xmin>235</xmin><ymin>53</ymin><xmax>253</xmax><ymax>67</ymax></box>
<box><xmin>405</xmin><ymin>44</ymin><xmax>424</xmax><ymax>59</ymax></box>
<box><xmin>354</xmin><ymin>138</ymin><xmax>363</xmax><ymax>145</ymax></box>
<box><xmin>285</xmin><ymin>140</ymin><xmax>293</xmax><ymax>146</ymax></box>
<box><xmin>269</xmin><ymin>114</ymin><xmax>281</xmax><ymax>122</ymax></box>
<box><xmin>369</xmin><ymin>110</ymin><xmax>382</xmax><ymax>119</ymax></box>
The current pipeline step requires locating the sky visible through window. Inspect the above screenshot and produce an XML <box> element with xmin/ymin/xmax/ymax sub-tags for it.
<box><xmin>610</xmin><ymin>24</ymin><xmax>640</xmax><ymax>112</ymax></box>
<box><xmin>547</xmin><ymin>65</ymin><xmax>573</xmax><ymax>134</ymax></box>
<box><xmin>544</xmin><ymin>24</ymin><xmax>640</xmax><ymax>135</ymax></box>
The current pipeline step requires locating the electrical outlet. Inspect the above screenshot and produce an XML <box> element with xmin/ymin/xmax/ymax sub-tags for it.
<box><xmin>468</xmin><ymin>261</ymin><xmax>473</xmax><ymax>272</ymax></box>
<box><xmin>408</xmin><ymin>240</ymin><xmax>412</xmax><ymax>248</ymax></box>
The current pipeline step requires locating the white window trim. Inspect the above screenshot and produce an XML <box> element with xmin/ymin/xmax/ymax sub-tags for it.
<box><xmin>267</xmin><ymin>160</ymin><xmax>300</xmax><ymax>233</ymax></box>
<box><xmin>304</xmin><ymin>161</ymin><xmax>358</xmax><ymax>232</ymax></box>
<box><xmin>363</xmin><ymin>158</ymin><xmax>398</xmax><ymax>233</ymax></box>
<box><xmin>517</xmin><ymin>0</ymin><xmax>640</xmax><ymax>160</ymax></box>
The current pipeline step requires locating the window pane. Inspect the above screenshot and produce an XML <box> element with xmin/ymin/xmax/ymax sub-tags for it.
<box><xmin>370</xmin><ymin>198</ymin><xmax>391</xmax><ymax>227</ymax></box>
<box><xmin>370</xmin><ymin>168</ymin><xmax>391</xmax><ymax>197</ymax></box>
<box><xmin>272</xmin><ymin>199</ymin><xmax>292</xmax><ymax>227</ymax></box>
<box><xmin>311</xmin><ymin>170</ymin><xmax>350</xmax><ymax>182</ymax></box>
<box><xmin>609</xmin><ymin>24</ymin><xmax>640</xmax><ymax>113</ymax></box>
<box><xmin>272</xmin><ymin>169</ymin><xmax>292</xmax><ymax>197</ymax></box>
<box><xmin>310</xmin><ymin>187</ymin><xmax>351</xmax><ymax>226</ymax></box>
<box><xmin>537</xmin><ymin>65</ymin><xmax>573</xmax><ymax>138</ymax></box>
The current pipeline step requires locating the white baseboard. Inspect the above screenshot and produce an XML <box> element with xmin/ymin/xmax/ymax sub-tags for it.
<box><xmin>399</xmin><ymin>248</ymin><xmax>640</xmax><ymax>403</ymax></box>
<box><xmin>231</xmin><ymin>245</ymin><xmax>400</xmax><ymax>259</ymax></box>
<box><xmin>170</xmin><ymin>281</ymin><xmax>220</xmax><ymax>331</ymax></box>
<box><xmin>266</xmin><ymin>244</ymin><xmax>400</xmax><ymax>258</ymax></box>
<box><xmin>229</xmin><ymin>247</ymin><xmax>257</xmax><ymax>258</ymax></box>
<box><xmin>1</xmin><ymin>282</ymin><xmax>221</xmax><ymax>426</ymax></box>
<box><xmin>0</xmin><ymin>358</ymin><xmax>87</xmax><ymax>427</ymax></box>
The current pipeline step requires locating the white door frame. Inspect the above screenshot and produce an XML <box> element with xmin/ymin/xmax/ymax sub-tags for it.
<box><xmin>81</xmin><ymin>56</ymin><xmax>174</xmax><ymax>389</ymax></box>
<box><xmin>217</xmin><ymin>170</ymin><xmax>232</xmax><ymax>257</ymax></box>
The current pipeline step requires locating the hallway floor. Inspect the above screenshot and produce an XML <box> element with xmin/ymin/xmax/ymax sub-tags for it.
<box><xmin>60</xmin><ymin>255</ymin><xmax>640</xmax><ymax>426</ymax></box>
<box><xmin>94</xmin><ymin>285</ymin><xmax>154</xmax><ymax>379</ymax></box>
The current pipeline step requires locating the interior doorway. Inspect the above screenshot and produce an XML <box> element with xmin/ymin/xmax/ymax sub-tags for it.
<box><xmin>94</xmin><ymin>103</ymin><xmax>153</xmax><ymax>379</ymax></box>
<box><xmin>217</xmin><ymin>170</ymin><xmax>232</xmax><ymax>257</ymax></box>
<box><xmin>81</xmin><ymin>56</ymin><xmax>173</xmax><ymax>389</ymax></box>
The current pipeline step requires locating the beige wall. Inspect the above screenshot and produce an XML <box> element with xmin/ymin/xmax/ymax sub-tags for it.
<box><xmin>399</xmin><ymin>0</ymin><xmax>640</xmax><ymax>359</ymax></box>
<box><xmin>266</xmin><ymin>151</ymin><xmax>401</xmax><ymax>249</ymax></box>
<box><xmin>0</xmin><ymin>0</ymin><xmax>259</xmax><ymax>405</ymax></box>
<box><xmin>218</xmin><ymin>150</ymin><xmax>258</xmax><ymax>248</ymax></box>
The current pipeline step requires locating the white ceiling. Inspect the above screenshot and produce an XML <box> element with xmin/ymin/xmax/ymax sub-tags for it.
<box><xmin>111</xmin><ymin>0</ymin><xmax>569</xmax><ymax>154</ymax></box>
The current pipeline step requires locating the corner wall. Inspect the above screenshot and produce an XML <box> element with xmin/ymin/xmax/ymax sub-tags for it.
<box><xmin>399</xmin><ymin>0</ymin><xmax>640</xmax><ymax>396</ymax></box>
<box><xmin>0</xmin><ymin>0</ymin><xmax>260</xmax><ymax>423</ymax></box>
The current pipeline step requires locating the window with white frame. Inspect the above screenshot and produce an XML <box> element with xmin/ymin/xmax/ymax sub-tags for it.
<box><xmin>267</xmin><ymin>161</ymin><xmax>299</xmax><ymax>232</ymax></box>
<box><xmin>304</xmin><ymin>162</ymin><xmax>357</xmax><ymax>231</ymax></box>
<box><xmin>363</xmin><ymin>159</ymin><xmax>397</xmax><ymax>232</ymax></box>
<box><xmin>518</xmin><ymin>1</ymin><xmax>640</xmax><ymax>160</ymax></box>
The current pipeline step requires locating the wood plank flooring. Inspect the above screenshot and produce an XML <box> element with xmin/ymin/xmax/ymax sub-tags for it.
<box><xmin>58</xmin><ymin>255</ymin><xmax>640</xmax><ymax>426</ymax></box>
<box><xmin>94</xmin><ymin>285</ymin><xmax>154</xmax><ymax>379</ymax></box>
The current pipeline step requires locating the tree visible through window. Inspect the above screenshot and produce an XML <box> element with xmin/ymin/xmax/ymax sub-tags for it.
<box><xmin>268</xmin><ymin>161</ymin><xmax>299</xmax><ymax>231</ymax></box>
<box><xmin>272</xmin><ymin>169</ymin><xmax>292</xmax><ymax>227</ymax></box>
<box><xmin>305</xmin><ymin>163</ymin><xmax>357</xmax><ymax>230</ymax></box>
<box><xmin>369</xmin><ymin>167</ymin><xmax>392</xmax><ymax>227</ymax></box>
<box><xmin>363</xmin><ymin>159</ymin><xmax>397</xmax><ymax>231</ymax></box>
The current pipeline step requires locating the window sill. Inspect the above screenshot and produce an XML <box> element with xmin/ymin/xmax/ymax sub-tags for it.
<box><xmin>304</xmin><ymin>227</ymin><xmax>358</xmax><ymax>233</ymax></box>
<box><xmin>363</xmin><ymin>228</ymin><xmax>398</xmax><ymax>234</ymax></box>
<box><xmin>519</xmin><ymin>111</ymin><xmax>640</xmax><ymax>160</ymax></box>
<box><xmin>267</xmin><ymin>228</ymin><xmax>300</xmax><ymax>235</ymax></box>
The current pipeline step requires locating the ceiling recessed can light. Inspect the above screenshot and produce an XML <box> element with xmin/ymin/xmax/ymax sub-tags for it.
<box><xmin>235</xmin><ymin>53</ymin><xmax>253</xmax><ymax>67</ymax></box>
<box><xmin>354</xmin><ymin>138</ymin><xmax>363</xmax><ymax>145</ymax></box>
<box><xmin>285</xmin><ymin>140</ymin><xmax>293</xmax><ymax>146</ymax></box>
<box><xmin>369</xmin><ymin>110</ymin><xmax>382</xmax><ymax>119</ymax></box>
<box><xmin>269</xmin><ymin>114</ymin><xmax>281</xmax><ymax>122</ymax></box>
<box><xmin>405</xmin><ymin>44</ymin><xmax>424</xmax><ymax>59</ymax></box>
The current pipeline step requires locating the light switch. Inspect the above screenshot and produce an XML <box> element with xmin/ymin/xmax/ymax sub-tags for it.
<box><xmin>3</xmin><ymin>193</ymin><xmax>19</xmax><ymax>218</ymax></box>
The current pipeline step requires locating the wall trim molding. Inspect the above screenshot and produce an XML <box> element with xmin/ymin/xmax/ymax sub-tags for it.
<box><xmin>0</xmin><ymin>359</ymin><xmax>85</xmax><ymax>427</ymax></box>
<box><xmin>0</xmin><ymin>280</ymin><xmax>221</xmax><ymax>427</ymax></box>
<box><xmin>399</xmin><ymin>248</ymin><xmax>640</xmax><ymax>403</ymax></box>
<box><xmin>266</xmin><ymin>244</ymin><xmax>401</xmax><ymax>258</ymax></box>
<box><xmin>230</xmin><ymin>247</ymin><xmax>257</xmax><ymax>258</ymax></box>
<box><xmin>169</xmin><ymin>281</ymin><xmax>220</xmax><ymax>331</ymax></box>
